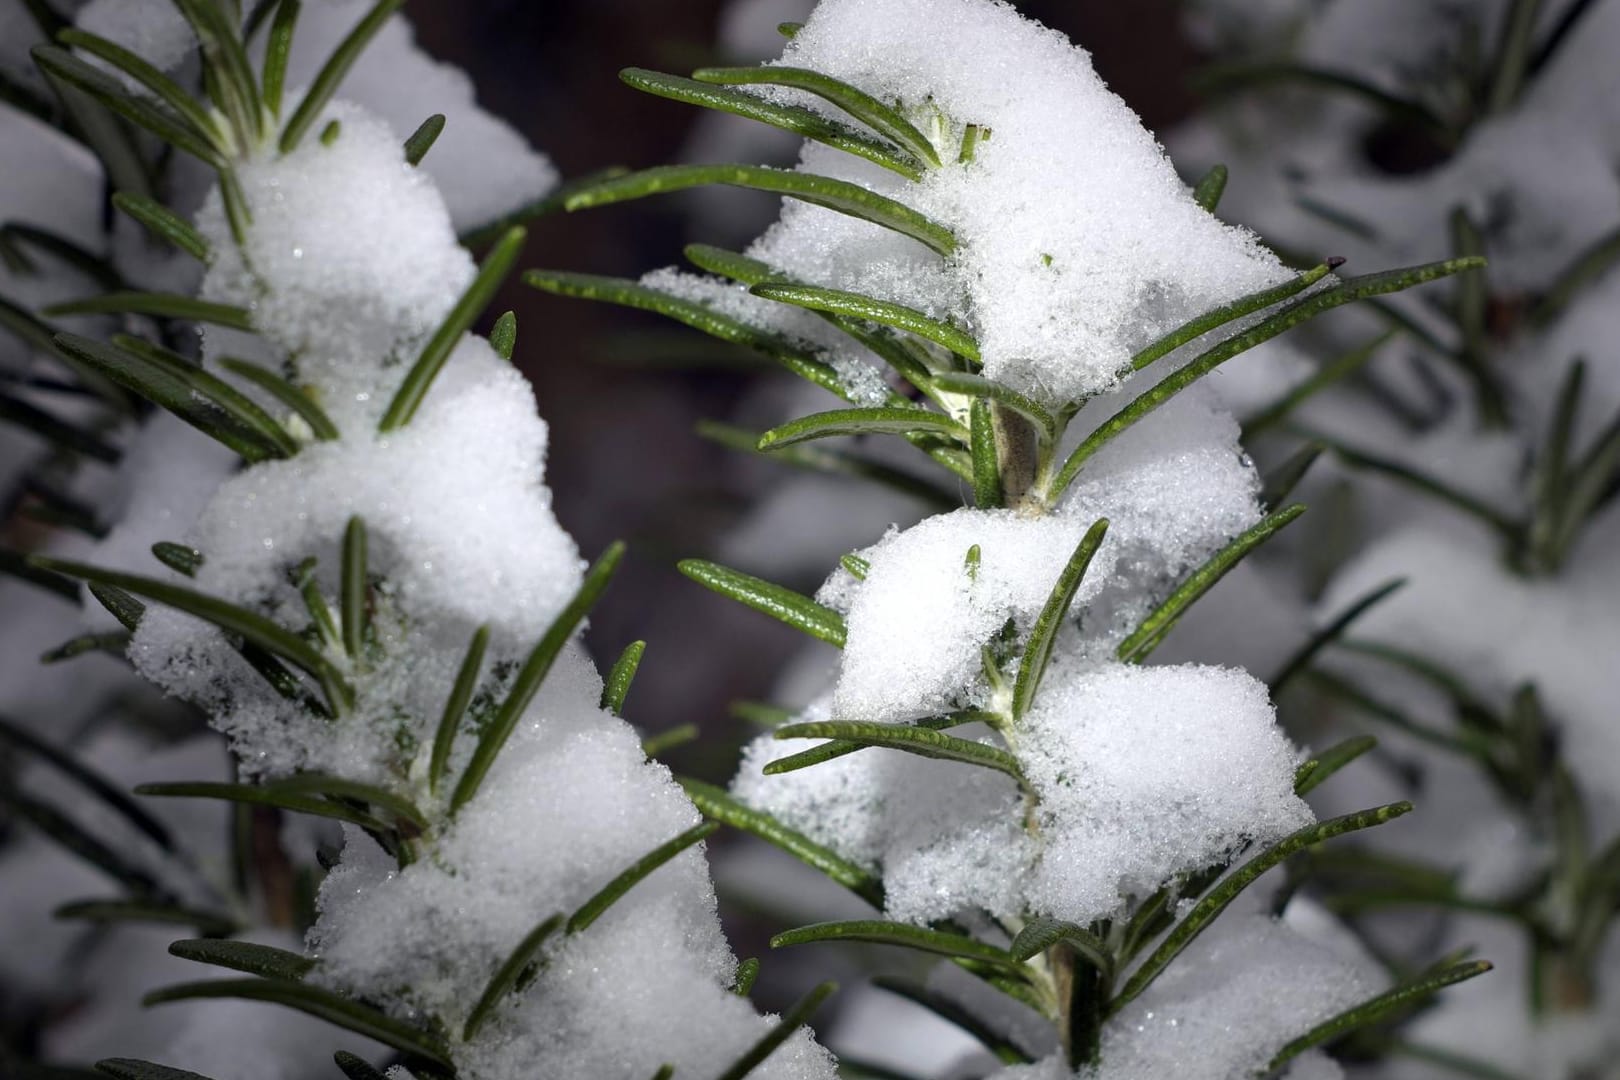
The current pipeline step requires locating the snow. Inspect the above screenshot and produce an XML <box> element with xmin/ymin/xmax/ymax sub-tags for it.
<box><xmin>194</xmin><ymin>101</ymin><xmax>475</xmax><ymax>428</ymax></box>
<box><xmin>75</xmin><ymin>0</ymin><xmax>195</xmax><ymax>79</ymax></box>
<box><xmin>728</xmin><ymin>0</ymin><xmax>1289</xmax><ymax>405</ymax></box>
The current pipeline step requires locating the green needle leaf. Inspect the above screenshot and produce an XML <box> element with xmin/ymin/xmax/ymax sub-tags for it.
<box><xmin>1129</xmin><ymin>262</ymin><xmax>1336</xmax><ymax>374</ymax></box>
<box><xmin>1259</xmin><ymin>443</ymin><xmax>1323</xmax><ymax>509</ymax></box>
<box><xmin>1008</xmin><ymin>917</ymin><xmax>1113</xmax><ymax>974</ymax></box>
<box><xmin>56</xmin><ymin>28</ymin><xmax>222</xmax><ymax>147</ymax></box>
<box><xmin>150</xmin><ymin>541</ymin><xmax>203</xmax><ymax>577</ymax></box>
<box><xmin>279</xmin><ymin>0</ymin><xmax>404</xmax><ymax>153</ymax></box>
<box><xmin>715</xmin><ymin>980</ymin><xmax>838</xmax><ymax>1080</ymax></box>
<box><xmin>402</xmin><ymin>113</ymin><xmax>445</xmax><ymax>165</ymax></box>
<box><xmin>678</xmin><ymin>778</ymin><xmax>883</xmax><ymax>907</ymax></box>
<box><xmin>1013</xmin><ymin>518</ymin><xmax>1110</xmax><ymax>720</ymax></box>
<box><xmin>461</xmin><ymin>913</ymin><xmax>565</xmax><ymax>1040</ymax></box>
<box><xmin>1264</xmin><ymin>961</ymin><xmax>1494</xmax><ymax>1075</ymax></box>
<box><xmin>96</xmin><ymin>1060</ymin><xmax>219</xmax><ymax>1080</ymax></box>
<box><xmin>135</xmin><ymin>782</ymin><xmax>388</xmax><ymax>832</ymax></box>
<box><xmin>218</xmin><ymin>357</ymin><xmax>341</xmax><ymax>441</ymax></box>
<box><xmin>757</xmin><ymin>406</ymin><xmax>968</xmax><ymax>451</ymax></box>
<box><xmin>1242</xmin><ymin>329</ymin><xmax>1394</xmax><ymax>438</ymax></box>
<box><xmin>380</xmin><ymin>225</ymin><xmax>526</xmax><ymax>431</ymax></box>
<box><xmin>1192</xmin><ymin>164</ymin><xmax>1228</xmax><ymax>212</ymax></box>
<box><xmin>568</xmin><ymin>822</ymin><xmax>719</xmax><ymax>935</ymax></box>
<box><xmin>1304</xmin><ymin>431</ymin><xmax>1519</xmax><ymax>538</ymax></box>
<box><xmin>54</xmin><ymin>899</ymin><xmax>237</xmax><ymax>937</ymax></box>
<box><xmin>731</xmin><ymin>957</ymin><xmax>760</xmax><ymax>996</ymax></box>
<box><xmin>1116</xmin><ymin>506</ymin><xmax>1307</xmax><ymax>664</ymax></box>
<box><xmin>602</xmin><ymin>639</ymin><xmax>646</xmax><ymax>715</ymax></box>
<box><xmin>935</xmin><ymin>372</ymin><xmax>1054</xmax><ymax>441</ymax></box>
<box><xmin>490</xmin><ymin>310</ymin><xmax>517</xmax><ymax>360</ymax></box>
<box><xmin>31</xmin><ymin>558</ymin><xmax>348</xmax><ymax>710</ymax></box>
<box><xmin>1051</xmin><ymin>257</ymin><xmax>1484</xmax><ymax>498</ymax></box>
<box><xmin>0</xmin><ymin>787</ymin><xmax>157</xmax><ymax>894</ymax></box>
<box><xmin>1270</xmin><ymin>578</ymin><xmax>1405</xmax><ymax>693</ymax></box>
<box><xmin>772</xmin><ymin>920</ymin><xmax>1025</xmax><ymax>973</ymax></box>
<box><xmin>692</xmin><ymin>65</ymin><xmax>941</xmax><ymax>167</ymax></box>
<box><xmin>168</xmin><ymin>938</ymin><xmax>313</xmax><ymax>979</ymax></box>
<box><xmin>331</xmin><ymin>1052</ymin><xmax>387</xmax><ymax>1080</ymax></box>
<box><xmin>620</xmin><ymin>68</ymin><xmax>923</xmax><ymax>180</ymax></box>
<box><xmin>1195</xmin><ymin>61</ymin><xmax>1452</xmax><ymax>140</ymax></box>
<box><xmin>1294</xmin><ymin>735</ymin><xmax>1379</xmax><ymax>797</ymax></box>
<box><xmin>340</xmin><ymin>517</ymin><xmax>367</xmax><ymax>659</ymax></box>
<box><xmin>762</xmin><ymin>711</ymin><xmax>990</xmax><ymax>775</ymax></box>
<box><xmin>697</xmin><ymin>420</ymin><xmax>958</xmax><ymax>511</ymax></box>
<box><xmin>31</xmin><ymin>45</ymin><xmax>223</xmax><ymax>165</ymax></box>
<box><xmin>871</xmin><ymin>976</ymin><xmax>1032</xmax><ymax>1066</ymax></box>
<box><xmin>45</xmin><ymin>291</ymin><xmax>252</xmax><ymax>330</ymax></box>
<box><xmin>525</xmin><ymin>269</ymin><xmax>850</xmax><ymax>401</ymax></box>
<box><xmin>772</xmin><ymin>720</ymin><xmax>1022</xmax><ymax>782</ymax></box>
<box><xmin>750</xmin><ymin>282</ymin><xmax>979</xmax><ymax>361</ymax></box>
<box><xmin>112</xmin><ymin>192</ymin><xmax>210</xmax><ymax>261</ymax></box>
<box><xmin>677</xmin><ymin>559</ymin><xmax>846</xmax><ymax>646</ymax></box>
<box><xmin>0</xmin><ymin>390</ymin><xmax>121</xmax><ymax>463</ymax></box>
<box><xmin>451</xmin><ymin>543</ymin><xmax>626</xmax><ymax>814</ymax></box>
<box><xmin>970</xmin><ymin>398</ymin><xmax>1002</xmax><ymax>509</ymax></box>
<box><xmin>429</xmin><ymin>624</ymin><xmax>489</xmax><ymax>796</ymax></box>
<box><xmin>563</xmin><ymin>164</ymin><xmax>955</xmax><ymax>256</ymax></box>
<box><xmin>261</xmin><ymin>0</ymin><xmax>299</xmax><ymax>118</ymax></box>
<box><xmin>1110</xmin><ymin>802</ymin><xmax>1413</xmax><ymax>1014</ymax></box>
<box><xmin>144</xmin><ymin>979</ymin><xmax>450</xmax><ymax>1068</ymax></box>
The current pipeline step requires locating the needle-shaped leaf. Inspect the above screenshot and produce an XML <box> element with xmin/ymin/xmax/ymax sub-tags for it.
<box><xmin>0</xmin><ymin>787</ymin><xmax>157</xmax><ymax>893</ymax></box>
<box><xmin>151</xmin><ymin>541</ymin><xmax>203</xmax><ymax>578</ymax></box>
<box><xmin>772</xmin><ymin>720</ymin><xmax>1022</xmax><ymax>782</ymax></box>
<box><xmin>170</xmin><ymin>0</ymin><xmax>261</xmax><ymax>143</ymax></box>
<box><xmin>1264</xmin><ymin>961</ymin><xmax>1493</xmax><ymax>1076</ymax></box>
<box><xmin>525</xmin><ymin>269</ymin><xmax>850</xmax><ymax>400</ymax></box>
<box><xmin>1013</xmin><ymin>518</ymin><xmax>1110</xmax><ymax>720</ymax></box>
<box><xmin>33</xmin><ymin>558</ymin><xmax>347</xmax><ymax>709</ymax></box>
<box><xmin>715</xmin><ymin>980</ymin><xmax>838</xmax><ymax>1080</ymax></box>
<box><xmin>490</xmin><ymin>310</ymin><xmax>517</xmax><ymax>359</ymax></box>
<box><xmin>1110</xmin><ymin>802</ymin><xmax>1412</xmax><ymax>1014</ymax></box>
<box><xmin>144</xmin><ymin>979</ymin><xmax>450</xmax><ymax>1067</ymax></box>
<box><xmin>621</xmin><ymin>68</ymin><xmax>923</xmax><ymax>180</ymax></box>
<box><xmin>451</xmin><ymin>542</ymin><xmax>625</xmax><ymax>814</ymax></box>
<box><xmin>218</xmin><ymin>358</ymin><xmax>340</xmax><ymax>442</ymax></box>
<box><xmin>731</xmin><ymin>957</ymin><xmax>760</xmax><ymax>996</ymax></box>
<box><xmin>429</xmin><ymin>624</ymin><xmax>489</xmax><ymax>795</ymax></box>
<box><xmin>96</xmin><ymin>1060</ymin><xmax>218</xmax><ymax>1080</ymax></box>
<box><xmin>1294</xmin><ymin>735</ymin><xmax>1378</xmax><ymax>797</ymax></box>
<box><xmin>757</xmin><ymin>406</ymin><xmax>968</xmax><ymax>452</ymax></box>
<box><xmin>168</xmin><ymin>938</ymin><xmax>314</xmax><ymax>980</ymax></box>
<box><xmin>261</xmin><ymin>0</ymin><xmax>299</xmax><ymax>117</ymax></box>
<box><xmin>1260</xmin><ymin>443</ymin><xmax>1323</xmax><ymax>509</ymax></box>
<box><xmin>568</xmin><ymin>822</ymin><xmax>718</xmax><ymax>935</ymax></box>
<box><xmin>56</xmin><ymin>28</ymin><xmax>222</xmax><ymax>148</ymax></box>
<box><xmin>936</xmin><ymin>372</ymin><xmax>1054</xmax><ymax>441</ymax></box>
<box><xmin>1131</xmin><ymin>263</ymin><xmax>1338</xmax><ymax>375</ymax></box>
<box><xmin>1051</xmin><ymin>257</ymin><xmax>1484</xmax><ymax>498</ymax></box>
<box><xmin>563</xmin><ymin>164</ymin><xmax>955</xmax><ymax>256</ymax></box>
<box><xmin>279</xmin><ymin>0</ymin><xmax>403</xmax><ymax>152</ymax></box>
<box><xmin>380</xmin><ymin>225</ymin><xmax>526</xmax><ymax>431</ymax></box>
<box><xmin>678</xmin><ymin>778</ymin><xmax>883</xmax><ymax>907</ymax></box>
<box><xmin>602</xmin><ymin>639</ymin><xmax>646</xmax><ymax>715</ymax></box>
<box><xmin>970</xmin><ymin>398</ymin><xmax>1002</xmax><ymax>508</ymax></box>
<box><xmin>751</xmin><ymin>282</ymin><xmax>979</xmax><ymax>361</ymax></box>
<box><xmin>773</xmin><ymin>920</ymin><xmax>1025</xmax><ymax>972</ymax></box>
<box><xmin>402</xmin><ymin>113</ymin><xmax>444</xmax><ymax>165</ymax></box>
<box><xmin>1485</xmin><ymin>0</ymin><xmax>1541</xmax><ymax>113</ymax></box>
<box><xmin>697</xmin><ymin>420</ymin><xmax>958</xmax><ymax>510</ymax></box>
<box><xmin>331</xmin><ymin>1052</ymin><xmax>386</xmax><ymax>1080</ymax></box>
<box><xmin>263</xmin><ymin>774</ymin><xmax>426</xmax><ymax>830</ymax></box>
<box><xmin>693</xmin><ymin>65</ymin><xmax>940</xmax><ymax>167</ymax></box>
<box><xmin>31</xmin><ymin>45</ymin><xmax>222</xmax><ymax>165</ymax></box>
<box><xmin>1271</xmin><ymin>578</ymin><xmax>1404</xmax><ymax>692</ymax></box>
<box><xmin>1117</xmin><ymin>506</ymin><xmax>1306</xmax><ymax>664</ymax></box>
<box><xmin>461</xmin><ymin>913</ymin><xmax>564</xmax><ymax>1040</ymax></box>
<box><xmin>55</xmin><ymin>898</ymin><xmax>236</xmax><ymax>936</ymax></box>
<box><xmin>340</xmin><ymin>517</ymin><xmax>367</xmax><ymax>658</ymax></box>
<box><xmin>1195</xmin><ymin>61</ymin><xmax>1451</xmax><ymax>138</ymax></box>
<box><xmin>41</xmin><ymin>630</ymin><xmax>131</xmax><ymax>663</ymax></box>
<box><xmin>1531</xmin><ymin>224</ymin><xmax>1620</xmax><ymax>328</ymax></box>
<box><xmin>1008</xmin><ymin>917</ymin><xmax>1113</xmax><ymax>974</ymax></box>
<box><xmin>112</xmin><ymin>192</ymin><xmax>210</xmax><ymax>262</ymax></box>
<box><xmin>0</xmin><ymin>715</ymin><xmax>170</xmax><ymax>847</ymax></box>
<box><xmin>0</xmin><ymin>295</ymin><xmax>131</xmax><ymax>407</ymax></box>
<box><xmin>0</xmin><ymin>390</ymin><xmax>121</xmax><ymax>463</ymax></box>
<box><xmin>135</xmin><ymin>782</ymin><xmax>387</xmax><ymax>831</ymax></box>
<box><xmin>641</xmin><ymin>724</ymin><xmax>698</xmax><ymax>758</ymax></box>
<box><xmin>1306</xmin><ymin>432</ymin><xmax>1519</xmax><ymax>538</ymax></box>
<box><xmin>677</xmin><ymin>559</ymin><xmax>846</xmax><ymax>646</ymax></box>
<box><xmin>1192</xmin><ymin>164</ymin><xmax>1228</xmax><ymax>212</ymax></box>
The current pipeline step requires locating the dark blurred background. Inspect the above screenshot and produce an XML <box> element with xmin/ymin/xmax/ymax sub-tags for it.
<box><xmin>407</xmin><ymin>0</ymin><xmax>1198</xmax><ymax>761</ymax></box>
